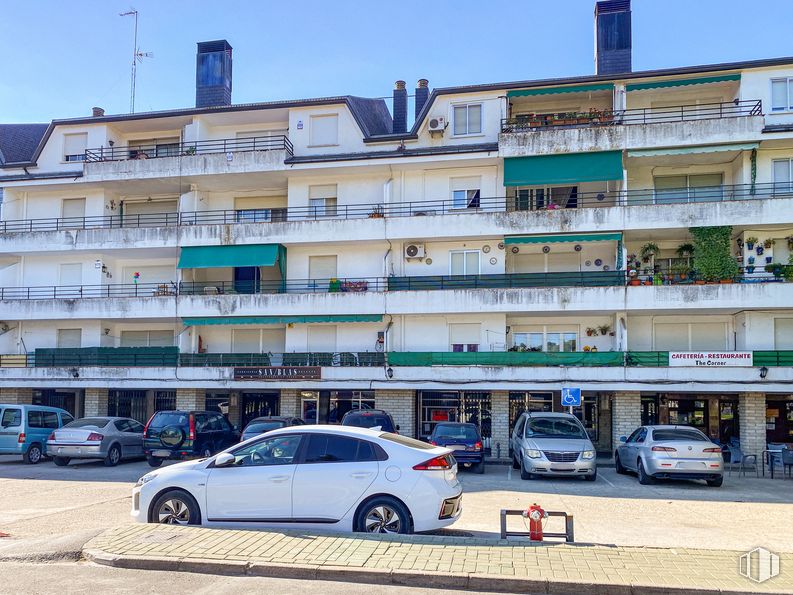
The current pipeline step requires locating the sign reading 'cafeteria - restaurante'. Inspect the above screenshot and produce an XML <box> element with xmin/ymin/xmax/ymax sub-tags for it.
<box><xmin>668</xmin><ymin>352</ymin><xmax>752</xmax><ymax>367</ymax></box>
<box><xmin>234</xmin><ymin>366</ymin><xmax>321</xmax><ymax>380</ymax></box>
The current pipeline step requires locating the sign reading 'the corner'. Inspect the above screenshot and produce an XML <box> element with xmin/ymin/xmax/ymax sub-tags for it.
<box><xmin>668</xmin><ymin>352</ymin><xmax>752</xmax><ymax>367</ymax></box>
<box><xmin>234</xmin><ymin>366</ymin><xmax>321</xmax><ymax>380</ymax></box>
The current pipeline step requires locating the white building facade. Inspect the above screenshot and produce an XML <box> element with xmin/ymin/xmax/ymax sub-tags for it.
<box><xmin>1</xmin><ymin>2</ymin><xmax>792</xmax><ymax>459</ymax></box>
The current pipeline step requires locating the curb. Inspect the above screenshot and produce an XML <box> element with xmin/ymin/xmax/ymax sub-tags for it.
<box><xmin>82</xmin><ymin>548</ymin><xmax>774</xmax><ymax>595</ymax></box>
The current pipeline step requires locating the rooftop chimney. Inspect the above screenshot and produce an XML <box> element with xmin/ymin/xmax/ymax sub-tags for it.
<box><xmin>393</xmin><ymin>80</ymin><xmax>407</xmax><ymax>134</ymax></box>
<box><xmin>595</xmin><ymin>0</ymin><xmax>631</xmax><ymax>75</ymax></box>
<box><xmin>91</xmin><ymin>107</ymin><xmax>105</xmax><ymax>117</ymax></box>
<box><xmin>196</xmin><ymin>40</ymin><xmax>233</xmax><ymax>108</ymax></box>
<box><xmin>414</xmin><ymin>79</ymin><xmax>429</xmax><ymax>123</ymax></box>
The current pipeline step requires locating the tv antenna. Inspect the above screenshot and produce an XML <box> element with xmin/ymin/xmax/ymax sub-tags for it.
<box><xmin>120</xmin><ymin>8</ymin><xmax>153</xmax><ymax>113</ymax></box>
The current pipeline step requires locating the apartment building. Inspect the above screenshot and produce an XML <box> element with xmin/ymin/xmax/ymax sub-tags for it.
<box><xmin>0</xmin><ymin>1</ymin><xmax>792</xmax><ymax>459</ymax></box>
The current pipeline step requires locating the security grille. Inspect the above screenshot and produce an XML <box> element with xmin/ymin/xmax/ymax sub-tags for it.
<box><xmin>108</xmin><ymin>390</ymin><xmax>148</xmax><ymax>423</ymax></box>
<box><xmin>154</xmin><ymin>390</ymin><xmax>176</xmax><ymax>412</ymax></box>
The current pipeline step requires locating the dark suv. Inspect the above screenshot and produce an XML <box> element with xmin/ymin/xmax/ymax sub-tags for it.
<box><xmin>143</xmin><ymin>410</ymin><xmax>239</xmax><ymax>467</ymax></box>
<box><xmin>340</xmin><ymin>409</ymin><xmax>399</xmax><ymax>433</ymax></box>
<box><xmin>429</xmin><ymin>422</ymin><xmax>485</xmax><ymax>473</ymax></box>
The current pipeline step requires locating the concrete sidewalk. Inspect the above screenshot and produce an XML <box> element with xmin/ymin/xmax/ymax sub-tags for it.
<box><xmin>83</xmin><ymin>524</ymin><xmax>793</xmax><ymax>594</ymax></box>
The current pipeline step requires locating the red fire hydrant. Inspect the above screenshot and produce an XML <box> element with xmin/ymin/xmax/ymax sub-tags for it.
<box><xmin>524</xmin><ymin>503</ymin><xmax>547</xmax><ymax>541</ymax></box>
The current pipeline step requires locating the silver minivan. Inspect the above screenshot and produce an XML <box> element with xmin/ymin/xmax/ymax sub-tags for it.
<box><xmin>510</xmin><ymin>412</ymin><xmax>597</xmax><ymax>481</ymax></box>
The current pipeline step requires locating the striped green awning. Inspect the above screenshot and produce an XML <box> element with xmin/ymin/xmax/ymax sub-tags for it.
<box><xmin>626</xmin><ymin>74</ymin><xmax>741</xmax><ymax>92</ymax></box>
<box><xmin>504</xmin><ymin>151</ymin><xmax>623</xmax><ymax>186</ymax></box>
<box><xmin>505</xmin><ymin>232</ymin><xmax>622</xmax><ymax>245</ymax></box>
<box><xmin>627</xmin><ymin>142</ymin><xmax>759</xmax><ymax>158</ymax></box>
<box><xmin>183</xmin><ymin>315</ymin><xmax>383</xmax><ymax>326</ymax></box>
<box><xmin>178</xmin><ymin>244</ymin><xmax>280</xmax><ymax>269</ymax></box>
<box><xmin>507</xmin><ymin>83</ymin><xmax>614</xmax><ymax>98</ymax></box>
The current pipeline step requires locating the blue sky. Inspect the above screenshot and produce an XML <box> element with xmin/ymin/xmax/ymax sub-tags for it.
<box><xmin>2</xmin><ymin>0</ymin><xmax>793</xmax><ymax>123</ymax></box>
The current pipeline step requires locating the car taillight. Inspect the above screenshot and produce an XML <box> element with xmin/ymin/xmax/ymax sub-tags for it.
<box><xmin>48</xmin><ymin>432</ymin><xmax>56</xmax><ymax>441</ymax></box>
<box><xmin>17</xmin><ymin>432</ymin><xmax>25</xmax><ymax>443</ymax></box>
<box><xmin>429</xmin><ymin>441</ymin><xmax>437</xmax><ymax>446</ymax></box>
<box><xmin>703</xmin><ymin>447</ymin><xmax>721</xmax><ymax>453</ymax></box>
<box><xmin>189</xmin><ymin>414</ymin><xmax>196</xmax><ymax>441</ymax></box>
<box><xmin>473</xmin><ymin>441</ymin><xmax>482</xmax><ymax>451</ymax></box>
<box><xmin>86</xmin><ymin>433</ymin><xmax>104</xmax><ymax>442</ymax></box>
<box><xmin>413</xmin><ymin>455</ymin><xmax>452</xmax><ymax>471</ymax></box>
<box><xmin>651</xmin><ymin>446</ymin><xmax>676</xmax><ymax>452</ymax></box>
<box><xmin>143</xmin><ymin>415</ymin><xmax>154</xmax><ymax>437</ymax></box>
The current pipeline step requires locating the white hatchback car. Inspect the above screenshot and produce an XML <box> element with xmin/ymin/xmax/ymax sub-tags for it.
<box><xmin>132</xmin><ymin>425</ymin><xmax>462</xmax><ymax>534</ymax></box>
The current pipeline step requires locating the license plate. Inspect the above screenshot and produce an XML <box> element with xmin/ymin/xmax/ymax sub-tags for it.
<box><xmin>449</xmin><ymin>445</ymin><xmax>465</xmax><ymax>451</ymax></box>
<box><xmin>678</xmin><ymin>461</ymin><xmax>705</xmax><ymax>470</ymax></box>
<box><xmin>152</xmin><ymin>450</ymin><xmax>171</xmax><ymax>458</ymax></box>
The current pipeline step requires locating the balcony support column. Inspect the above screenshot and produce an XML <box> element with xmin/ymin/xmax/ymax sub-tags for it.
<box><xmin>279</xmin><ymin>389</ymin><xmax>299</xmax><ymax>417</ymax></box>
<box><xmin>611</xmin><ymin>391</ymin><xmax>641</xmax><ymax>453</ymax></box>
<box><xmin>738</xmin><ymin>392</ymin><xmax>766</xmax><ymax>460</ymax></box>
<box><xmin>0</xmin><ymin>387</ymin><xmax>34</xmax><ymax>405</ymax></box>
<box><xmin>490</xmin><ymin>390</ymin><xmax>510</xmax><ymax>460</ymax></box>
<box><xmin>176</xmin><ymin>388</ymin><xmax>205</xmax><ymax>411</ymax></box>
<box><xmin>375</xmin><ymin>390</ymin><xmax>416</xmax><ymax>438</ymax></box>
<box><xmin>84</xmin><ymin>388</ymin><xmax>108</xmax><ymax>416</ymax></box>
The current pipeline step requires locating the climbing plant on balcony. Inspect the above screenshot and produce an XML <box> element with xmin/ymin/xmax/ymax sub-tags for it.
<box><xmin>689</xmin><ymin>226</ymin><xmax>739</xmax><ymax>282</ymax></box>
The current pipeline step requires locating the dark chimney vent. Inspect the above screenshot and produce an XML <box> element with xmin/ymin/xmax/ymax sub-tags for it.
<box><xmin>414</xmin><ymin>79</ymin><xmax>429</xmax><ymax>123</ymax></box>
<box><xmin>92</xmin><ymin>107</ymin><xmax>105</xmax><ymax>117</ymax></box>
<box><xmin>196</xmin><ymin>40</ymin><xmax>233</xmax><ymax>108</ymax></box>
<box><xmin>393</xmin><ymin>80</ymin><xmax>407</xmax><ymax>134</ymax></box>
<box><xmin>595</xmin><ymin>0</ymin><xmax>631</xmax><ymax>75</ymax></box>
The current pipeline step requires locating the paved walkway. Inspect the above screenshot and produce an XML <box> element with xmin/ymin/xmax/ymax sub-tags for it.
<box><xmin>84</xmin><ymin>524</ymin><xmax>793</xmax><ymax>594</ymax></box>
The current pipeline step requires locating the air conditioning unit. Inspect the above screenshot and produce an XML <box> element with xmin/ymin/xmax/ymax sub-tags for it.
<box><xmin>404</xmin><ymin>243</ymin><xmax>426</xmax><ymax>259</ymax></box>
<box><xmin>428</xmin><ymin>116</ymin><xmax>447</xmax><ymax>134</ymax></box>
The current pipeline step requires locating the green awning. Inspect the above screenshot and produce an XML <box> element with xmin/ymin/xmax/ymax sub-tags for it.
<box><xmin>507</xmin><ymin>83</ymin><xmax>614</xmax><ymax>98</ymax></box>
<box><xmin>178</xmin><ymin>244</ymin><xmax>280</xmax><ymax>269</ymax></box>
<box><xmin>183</xmin><ymin>315</ymin><xmax>383</xmax><ymax>326</ymax></box>
<box><xmin>626</xmin><ymin>74</ymin><xmax>741</xmax><ymax>92</ymax></box>
<box><xmin>505</xmin><ymin>232</ymin><xmax>622</xmax><ymax>245</ymax></box>
<box><xmin>504</xmin><ymin>151</ymin><xmax>623</xmax><ymax>186</ymax></box>
<box><xmin>627</xmin><ymin>142</ymin><xmax>759</xmax><ymax>158</ymax></box>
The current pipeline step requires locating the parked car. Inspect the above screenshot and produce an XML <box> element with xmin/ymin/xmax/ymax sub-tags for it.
<box><xmin>510</xmin><ymin>412</ymin><xmax>597</xmax><ymax>481</ymax></box>
<box><xmin>0</xmin><ymin>404</ymin><xmax>73</xmax><ymax>464</ymax></box>
<box><xmin>241</xmin><ymin>416</ymin><xmax>304</xmax><ymax>441</ymax></box>
<box><xmin>143</xmin><ymin>410</ymin><xmax>239</xmax><ymax>467</ymax></box>
<box><xmin>615</xmin><ymin>425</ymin><xmax>724</xmax><ymax>487</ymax></box>
<box><xmin>429</xmin><ymin>422</ymin><xmax>485</xmax><ymax>474</ymax></box>
<box><xmin>47</xmin><ymin>417</ymin><xmax>145</xmax><ymax>467</ymax></box>
<box><xmin>131</xmin><ymin>426</ymin><xmax>462</xmax><ymax>534</ymax></box>
<box><xmin>341</xmin><ymin>409</ymin><xmax>399</xmax><ymax>433</ymax></box>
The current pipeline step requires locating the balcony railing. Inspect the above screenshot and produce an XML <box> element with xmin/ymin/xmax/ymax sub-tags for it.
<box><xmin>84</xmin><ymin>135</ymin><xmax>293</xmax><ymax>162</ymax></box>
<box><xmin>501</xmin><ymin>99</ymin><xmax>763</xmax><ymax>132</ymax></box>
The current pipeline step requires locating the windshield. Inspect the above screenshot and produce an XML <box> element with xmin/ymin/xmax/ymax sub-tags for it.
<box><xmin>343</xmin><ymin>414</ymin><xmax>394</xmax><ymax>431</ymax></box>
<box><xmin>432</xmin><ymin>424</ymin><xmax>478</xmax><ymax>441</ymax></box>
<box><xmin>148</xmin><ymin>412</ymin><xmax>188</xmax><ymax>428</ymax></box>
<box><xmin>653</xmin><ymin>429</ymin><xmax>708</xmax><ymax>442</ymax></box>
<box><xmin>65</xmin><ymin>418</ymin><xmax>110</xmax><ymax>429</ymax></box>
<box><xmin>244</xmin><ymin>421</ymin><xmax>286</xmax><ymax>434</ymax></box>
<box><xmin>525</xmin><ymin>418</ymin><xmax>587</xmax><ymax>439</ymax></box>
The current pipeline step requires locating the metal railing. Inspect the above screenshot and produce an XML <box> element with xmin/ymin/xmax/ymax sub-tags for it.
<box><xmin>501</xmin><ymin>99</ymin><xmax>763</xmax><ymax>132</ymax></box>
<box><xmin>2</xmin><ymin>183</ymin><xmax>793</xmax><ymax>234</ymax></box>
<box><xmin>84</xmin><ymin>135</ymin><xmax>293</xmax><ymax>162</ymax></box>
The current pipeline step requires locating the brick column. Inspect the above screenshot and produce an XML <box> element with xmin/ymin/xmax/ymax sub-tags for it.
<box><xmin>611</xmin><ymin>392</ymin><xmax>641</xmax><ymax>451</ymax></box>
<box><xmin>227</xmin><ymin>391</ymin><xmax>241</xmax><ymax>428</ymax></box>
<box><xmin>0</xmin><ymin>388</ymin><xmax>34</xmax><ymax>404</ymax></box>
<box><xmin>739</xmin><ymin>392</ymin><xmax>766</xmax><ymax>459</ymax></box>
<box><xmin>375</xmin><ymin>390</ymin><xmax>416</xmax><ymax>437</ymax></box>
<box><xmin>490</xmin><ymin>391</ymin><xmax>510</xmax><ymax>460</ymax></box>
<box><xmin>176</xmin><ymin>388</ymin><xmax>206</xmax><ymax>411</ymax></box>
<box><xmin>279</xmin><ymin>389</ymin><xmax>299</xmax><ymax>417</ymax></box>
<box><xmin>84</xmin><ymin>388</ymin><xmax>109</xmax><ymax>416</ymax></box>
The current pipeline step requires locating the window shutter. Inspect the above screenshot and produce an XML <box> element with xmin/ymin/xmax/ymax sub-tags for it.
<box><xmin>653</xmin><ymin>323</ymin><xmax>689</xmax><ymax>351</ymax></box>
<box><xmin>120</xmin><ymin>331</ymin><xmax>149</xmax><ymax>347</ymax></box>
<box><xmin>773</xmin><ymin>160</ymin><xmax>791</xmax><ymax>185</ymax></box>
<box><xmin>59</xmin><ymin>263</ymin><xmax>83</xmax><ymax>285</ymax></box>
<box><xmin>309</xmin><ymin>115</ymin><xmax>338</xmax><ymax>146</ymax></box>
<box><xmin>774</xmin><ymin>319</ymin><xmax>793</xmax><ymax>349</ymax></box>
<box><xmin>148</xmin><ymin>330</ymin><xmax>174</xmax><ymax>347</ymax></box>
<box><xmin>63</xmin><ymin>133</ymin><xmax>87</xmax><ymax>156</ymax></box>
<box><xmin>468</xmin><ymin>105</ymin><xmax>482</xmax><ymax>133</ymax></box>
<box><xmin>62</xmin><ymin>198</ymin><xmax>86</xmax><ymax>219</ymax></box>
<box><xmin>449</xmin><ymin>323</ymin><xmax>480</xmax><ymax>345</ymax></box>
<box><xmin>308</xmin><ymin>325</ymin><xmax>337</xmax><ymax>351</ymax></box>
<box><xmin>232</xmin><ymin>329</ymin><xmax>260</xmax><ymax>353</ymax></box>
<box><xmin>690</xmin><ymin>323</ymin><xmax>727</xmax><ymax>350</ymax></box>
<box><xmin>450</xmin><ymin>176</ymin><xmax>481</xmax><ymax>191</ymax></box>
<box><xmin>309</xmin><ymin>184</ymin><xmax>337</xmax><ymax>199</ymax></box>
<box><xmin>771</xmin><ymin>80</ymin><xmax>787</xmax><ymax>110</ymax></box>
<box><xmin>308</xmin><ymin>255</ymin><xmax>338</xmax><ymax>279</ymax></box>
<box><xmin>56</xmin><ymin>329</ymin><xmax>82</xmax><ymax>348</ymax></box>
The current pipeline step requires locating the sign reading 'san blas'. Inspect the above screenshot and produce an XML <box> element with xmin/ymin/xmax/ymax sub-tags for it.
<box><xmin>234</xmin><ymin>366</ymin><xmax>321</xmax><ymax>380</ymax></box>
<box><xmin>668</xmin><ymin>352</ymin><xmax>752</xmax><ymax>367</ymax></box>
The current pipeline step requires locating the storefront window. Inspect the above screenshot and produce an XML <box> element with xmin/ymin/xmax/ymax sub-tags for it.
<box><xmin>418</xmin><ymin>391</ymin><xmax>491</xmax><ymax>451</ymax></box>
<box><xmin>572</xmin><ymin>395</ymin><xmax>598</xmax><ymax>442</ymax></box>
<box><xmin>667</xmin><ymin>398</ymin><xmax>708</xmax><ymax>434</ymax></box>
<box><xmin>299</xmin><ymin>390</ymin><xmax>374</xmax><ymax>424</ymax></box>
<box><xmin>766</xmin><ymin>400</ymin><xmax>793</xmax><ymax>442</ymax></box>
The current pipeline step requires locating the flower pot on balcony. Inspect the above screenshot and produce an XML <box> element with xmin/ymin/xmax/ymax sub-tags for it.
<box><xmin>766</xmin><ymin>256</ymin><xmax>773</xmax><ymax>264</ymax></box>
<box><xmin>746</xmin><ymin>266</ymin><xmax>755</xmax><ymax>274</ymax></box>
<box><xmin>756</xmin><ymin>246</ymin><xmax>764</xmax><ymax>255</ymax></box>
<box><xmin>643</xmin><ymin>280</ymin><xmax>653</xmax><ymax>286</ymax></box>
<box><xmin>746</xmin><ymin>241</ymin><xmax>755</xmax><ymax>251</ymax></box>
<box><xmin>628</xmin><ymin>278</ymin><xmax>641</xmax><ymax>286</ymax></box>
<box><xmin>695</xmin><ymin>280</ymin><xmax>706</xmax><ymax>285</ymax></box>
<box><xmin>719</xmin><ymin>279</ymin><xmax>733</xmax><ymax>284</ymax></box>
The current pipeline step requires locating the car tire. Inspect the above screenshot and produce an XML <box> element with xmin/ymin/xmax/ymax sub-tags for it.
<box><xmin>355</xmin><ymin>496</ymin><xmax>412</xmax><ymax>534</ymax></box>
<box><xmin>24</xmin><ymin>443</ymin><xmax>43</xmax><ymax>465</ymax></box>
<box><xmin>146</xmin><ymin>455</ymin><xmax>164</xmax><ymax>468</ymax></box>
<box><xmin>584</xmin><ymin>468</ymin><xmax>597</xmax><ymax>482</ymax></box>
<box><xmin>519</xmin><ymin>457</ymin><xmax>534</xmax><ymax>480</ymax></box>
<box><xmin>511</xmin><ymin>454</ymin><xmax>520</xmax><ymax>470</ymax></box>
<box><xmin>150</xmin><ymin>489</ymin><xmax>201</xmax><ymax>525</ymax></box>
<box><xmin>637</xmin><ymin>460</ymin><xmax>655</xmax><ymax>485</ymax></box>
<box><xmin>706</xmin><ymin>476</ymin><xmax>724</xmax><ymax>487</ymax></box>
<box><xmin>614</xmin><ymin>452</ymin><xmax>626</xmax><ymax>474</ymax></box>
<box><xmin>475</xmin><ymin>460</ymin><xmax>486</xmax><ymax>474</ymax></box>
<box><xmin>104</xmin><ymin>445</ymin><xmax>121</xmax><ymax>467</ymax></box>
<box><xmin>53</xmin><ymin>456</ymin><xmax>70</xmax><ymax>466</ymax></box>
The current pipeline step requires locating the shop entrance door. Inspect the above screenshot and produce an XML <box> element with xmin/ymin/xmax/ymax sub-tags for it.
<box><xmin>718</xmin><ymin>399</ymin><xmax>739</xmax><ymax>445</ymax></box>
<box><xmin>641</xmin><ymin>396</ymin><xmax>660</xmax><ymax>426</ymax></box>
<box><xmin>241</xmin><ymin>392</ymin><xmax>279</xmax><ymax>427</ymax></box>
<box><xmin>667</xmin><ymin>398</ymin><xmax>709</xmax><ymax>435</ymax></box>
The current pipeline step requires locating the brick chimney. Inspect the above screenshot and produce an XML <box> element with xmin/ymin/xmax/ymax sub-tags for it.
<box><xmin>595</xmin><ymin>0</ymin><xmax>632</xmax><ymax>75</ymax></box>
<box><xmin>414</xmin><ymin>79</ymin><xmax>429</xmax><ymax>123</ymax></box>
<box><xmin>91</xmin><ymin>107</ymin><xmax>105</xmax><ymax>117</ymax></box>
<box><xmin>196</xmin><ymin>40</ymin><xmax>233</xmax><ymax>108</ymax></box>
<box><xmin>393</xmin><ymin>80</ymin><xmax>407</xmax><ymax>134</ymax></box>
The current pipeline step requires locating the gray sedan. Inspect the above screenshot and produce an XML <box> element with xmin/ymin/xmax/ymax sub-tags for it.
<box><xmin>615</xmin><ymin>425</ymin><xmax>724</xmax><ymax>487</ymax></box>
<box><xmin>47</xmin><ymin>417</ymin><xmax>145</xmax><ymax>467</ymax></box>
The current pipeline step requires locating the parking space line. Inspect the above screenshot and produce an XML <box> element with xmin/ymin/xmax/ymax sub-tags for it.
<box><xmin>598</xmin><ymin>473</ymin><xmax>615</xmax><ymax>487</ymax></box>
<box><xmin>507</xmin><ymin>466</ymin><xmax>512</xmax><ymax>481</ymax></box>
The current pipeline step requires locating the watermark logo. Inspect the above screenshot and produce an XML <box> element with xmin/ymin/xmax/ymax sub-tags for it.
<box><xmin>739</xmin><ymin>548</ymin><xmax>780</xmax><ymax>583</ymax></box>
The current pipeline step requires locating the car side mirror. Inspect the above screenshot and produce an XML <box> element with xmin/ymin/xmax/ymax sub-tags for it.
<box><xmin>214</xmin><ymin>452</ymin><xmax>235</xmax><ymax>467</ymax></box>
<box><xmin>619</xmin><ymin>436</ymin><xmax>627</xmax><ymax>443</ymax></box>
<box><xmin>395</xmin><ymin>424</ymin><xmax>400</xmax><ymax>432</ymax></box>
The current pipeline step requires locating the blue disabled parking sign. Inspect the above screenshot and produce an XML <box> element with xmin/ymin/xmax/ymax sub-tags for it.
<box><xmin>561</xmin><ymin>387</ymin><xmax>582</xmax><ymax>407</ymax></box>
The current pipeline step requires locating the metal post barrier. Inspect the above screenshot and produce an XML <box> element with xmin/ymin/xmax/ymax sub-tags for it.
<box><xmin>499</xmin><ymin>509</ymin><xmax>574</xmax><ymax>542</ymax></box>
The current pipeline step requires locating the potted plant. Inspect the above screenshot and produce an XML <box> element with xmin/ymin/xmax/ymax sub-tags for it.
<box><xmin>675</xmin><ymin>243</ymin><xmax>695</xmax><ymax>259</ymax></box>
<box><xmin>746</xmin><ymin>255</ymin><xmax>756</xmax><ymax>274</ymax></box>
<box><xmin>765</xmin><ymin>263</ymin><xmax>784</xmax><ymax>279</ymax></box>
<box><xmin>640</xmin><ymin>242</ymin><xmax>660</xmax><ymax>263</ymax></box>
<box><xmin>585</xmin><ymin>327</ymin><xmax>598</xmax><ymax>337</ymax></box>
<box><xmin>690</xmin><ymin>225</ymin><xmax>740</xmax><ymax>284</ymax></box>
<box><xmin>787</xmin><ymin>236</ymin><xmax>793</xmax><ymax>251</ymax></box>
<box><xmin>766</xmin><ymin>256</ymin><xmax>773</xmax><ymax>264</ymax></box>
<box><xmin>745</xmin><ymin>236</ymin><xmax>758</xmax><ymax>251</ymax></box>
<box><xmin>627</xmin><ymin>270</ymin><xmax>641</xmax><ymax>286</ymax></box>
<box><xmin>597</xmin><ymin>324</ymin><xmax>611</xmax><ymax>336</ymax></box>
<box><xmin>368</xmin><ymin>205</ymin><xmax>384</xmax><ymax>219</ymax></box>
<box><xmin>583</xmin><ymin>345</ymin><xmax>591</xmax><ymax>352</ymax></box>
<box><xmin>764</xmin><ymin>238</ymin><xmax>776</xmax><ymax>249</ymax></box>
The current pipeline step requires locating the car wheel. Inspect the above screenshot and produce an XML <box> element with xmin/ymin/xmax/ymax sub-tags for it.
<box><xmin>520</xmin><ymin>457</ymin><xmax>534</xmax><ymax>480</ymax></box>
<box><xmin>614</xmin><ymin>452</ymin><xmax>626</xmax><ymax>474</ymax></box>
<box><xmin>146</xmin><ymin>455</ymin><xmax>164</xmax><ymax>468</ymax></box>
<box><xmin>707</xmin><ymin>476</ymin><xmax>724</xmax><ymax>487</ymax></box>
<box><xmin>24</xmin><ymin>443</ymin><xmax>42</xmax><ymax>465</ymax></box>
<box><xmin>53</xmin><ymin>456</ymin><xmax>70</xmax><ymax>467</ymax></box>
<box><xmin>104</xmin><ymin>445</ymin><xmax>122</xmax><ymax>467</ymax></box>
<box><xmin>151</xmin><ymin>489</ymin><xmax>201</xmax><ymax>525</ymax></box>
<box><xmin>511</xmin><ymin>454</ymin><xmax>520</xmax><ymax>470</ymax></box>
<box><xmin>356</xmin><ymin>497</ymin><xmax>411</xmax><ymax>534</ymax></box>
<box><xmin>637</xmin><ymin>460</ymin><xmax>655</xmax><ymax>485</ymax></box>
<box><xmin>584</xmin><ymin>468</ymin><xmax>597</xmax><ymax>482</ymax></box>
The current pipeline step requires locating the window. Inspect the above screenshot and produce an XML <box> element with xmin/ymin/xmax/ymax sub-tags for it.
<box><xmin>775</xmin><ymin>319</ymin><xmax>793</xmax><ymax>349</ymax></box>
<box><xmin>1</xmin><ymin>408</ymin><xmax>21</xmax><ymax>427</ymax></box>
<box><xmin>450</xmin><ymin>250</ymin><xmax>480</xmax><ymax>275</ymax></box>
<box><xmin>773</xmin><ymin>159</ymin><xmax>793</xmax><ymax>192</ymax></box>
<box><xmin>513</xmin><ymin>329</ymin><xmax>577</xmax><ymax>352</ymax></box>
<box><xmin>309</xmin><ymin>114</ymin><xmax>339</xmax><ymax>146</ymax></box>
<box><xmin>120</xmin><ymin>330</ymin><xmax>174</xmax><ymax>347</ymax></box>
<box><xmin>308</xmin><ymin>184</ymin><xmax>338</xmax><ymax>218</ymax></box>
<box><xmin>652</xmin><ymin>428</ymin><xmax>708</xmax><ymax>441</ymax></box>
<box><xmin>57</xmin><ymin>329</ymin><xmax>82</xmax><ymax>349</ymax></box>
<box><xmin>450</xmin><ymin>176</ymin><xmax>482</xmax><ymax>209</ymax></box>
<box><xmin>303</xmin><ymin>434</ymin><xmax>378</xmax><ymax>463</ymax></box>
<box><xmin>61</xmin><ymin>413</ymin><xmax>74</xmax><ymax>425</ymax></box>
<box><xmin>28</xmin><ymin>410</ymin><xmax>59</xmax><ymax>429</ymax></box>
<box><xmin>230</xmin><ymin>434</ymin><xmax>302</xmax><ymax>466</ymax></box>
<box><xmin>61</xmin><ymin>198</ymin><xmax>86</xmax><ymax>227</ymax></box>
<box><xmin>515</xmin><ymin>186</ymin><xmax>579</xmax><ymax>210</ymax></box>
<box><xmin>449</xmin><ymin>323</ymin><xmax>480</xmax><ymax>353</ymax></box>
<box><xmin>654</xmin><ymin>174</ymin><xmax>723</xmax><ymax>204</ymax></box>
<box><xmin>771</xmin><ymin>78</ymin><xmax>793</xmax><ymax>112</ymax></box>
<box><xmin>452</xmin><ymin>103</ymin><xmax>482</xmax><ymax>135</ymax></box>
<box><xmin>654</xmin><ymin>322</ymin><xmax>727</xmax><ymax>350</ymax></box>
<box><xmin>63</xmin><ymin>133</ymin><xmax>87</xmax><ymax>162</ymax></box>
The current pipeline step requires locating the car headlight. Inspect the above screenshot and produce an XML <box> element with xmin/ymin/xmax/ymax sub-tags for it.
<box><xmin>581</xmin><ymin>450</ymin><xmax>596</xmax><ymax>460</ymax></box>
<box><xmin>524</xmin><ymin>448</ymin><xmax>542</xmax><ymax>459</ymax></box>
<box><xmin>135</xmin><ymin>473</ymin><xmax>158</xmax><ymax>487</ymax></box>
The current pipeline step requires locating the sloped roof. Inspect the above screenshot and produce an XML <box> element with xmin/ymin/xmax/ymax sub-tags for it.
<box><xmin>0</xmin><ymin>124</ymin><xmax>48</xmax><ymax>165</ymax></box>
